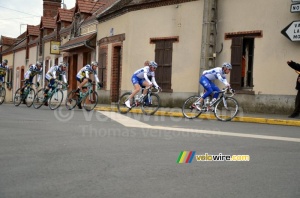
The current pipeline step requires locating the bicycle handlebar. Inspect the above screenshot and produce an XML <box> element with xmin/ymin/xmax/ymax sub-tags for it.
<box><xmin>221</xmin><ymin>87</ymin><xmax>235</xmax><ymax>97</ymax></box>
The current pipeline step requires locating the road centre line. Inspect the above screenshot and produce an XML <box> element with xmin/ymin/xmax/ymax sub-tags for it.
<box><xmin>99</xmin><ymin>111</ymin><xmax>300</xmax><ymax>143</ymax></box>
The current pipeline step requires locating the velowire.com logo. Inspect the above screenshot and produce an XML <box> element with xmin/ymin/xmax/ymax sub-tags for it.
<box><xmin>177</xmin><ymin>151</ymin><xmax>250</xmax><ymax>163</ymax></box>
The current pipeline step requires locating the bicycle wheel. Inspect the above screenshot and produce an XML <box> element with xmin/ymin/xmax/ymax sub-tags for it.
<box><xmin>25</xmin><ymin>88</ymin><xmax>35</xmax><ymax>107</ymax></box>
<box><xmin>214</xmin><ymin>97</ymin><xmax>239</xmax><ymax>121</ymax></box>
<box><xmin>0</xmin><ymin>87</ymin><xmax>6</xmax><ymax>105</ymax></box>
<box><xmin>33</xmin><ymin>89</ymin><xmax>46</xmax><ymax>109</ymax></box>
<box><xmin>65</xmin><ymin>90</ymin><xmax>78</xmax><ymax>110</ymax></box>
<box><xmin>82</xmin><ymin>90</ymin><xmax>98</xmax><ymax>111</ymax></box>
<box><xmin>13</xmin><ymin>88</ymin><xmax>22</xmax><ymax>106</ymax></box>
<box><xmin>142</xmin><ymin>93</ymin><xmax>160</xmax><ymax>115</ymax></box>
<box><xmin>117</xmin><ymin>92</ymin><xmax>133</xmax><ymax>114</ymax></box>
<box><xmin>182</xmin><ymin>95</ymin><xmax>202</xmax><ymax>119</ymax></box>
<box><xmin>49</xmin><ymin>89</ymin><xmax>63</xmax><ymax>110</ymax></box>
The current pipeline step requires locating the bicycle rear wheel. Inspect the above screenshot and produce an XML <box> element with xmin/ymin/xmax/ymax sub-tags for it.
<box><xmin>25</xmin><ymin>88</ymin><xmax>35</xmax><ymax>107</ymax></box>
<box><xmin>0</xmin><ymin>87</ymin><xmax>6</xmax><ymax>105</ymax></box>
<box><xmin>33</xmin><ymin>89</ymin><xmax>46</xmax><ymax>109</ymax></box>
<box><xmin>49</xmin><ymin>89</ymin><xmax>63</xmax><ymax>110</ymax></box>
<box><xmin>182</xmin><ymin>95</ymin><xmax>202</xmax><ymax>119</ymax></box>
<box><xmin>65</xmin><ymin>90</ymin><xmax>78</xmax><ymax>110</ymax></box>
<box><xmin>82</xmin><ymin>90</ymin><xmax>98</xmax><ymax>111</ymax></box>
<box><xmin>142</xmin><ymin>93</ymin><xmax>160</xmax><ymax>115</ymax></box>
<box><xmin>13</xmin><ymin>88</ymin><xmax>22</xmax><ymax>106</ymax></box>
<box><xmin>117</xmin><ymin>92</ymin><xmax>133</xmax><ymax>114</ymax></box>
<box><xmin>214</xmin><ymin>97</ymin><xmax>239</xmax><ymax>121</ymax></box>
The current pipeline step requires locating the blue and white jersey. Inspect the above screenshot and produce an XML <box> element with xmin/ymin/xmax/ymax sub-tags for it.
<box><xmin>76</xmin><ymin>64</ymin><xmax>99</xmax><ymax>83</ymax></box>
<box><xmin>202</xmin><ymin>67</ymin><xmax>229</xmax><ymax>86</ymax></box>
<box><xmin>24</xmin><ymin>64</ymin><xmax>43</xmax><ymax>81</ymax></box>
<box><xmin>0</xmin><ymin>63</ymin><xmax>9</xmax><ymax>76</ymax></box>
<box><xmin>46</xmin><ymin>65</ymin><xmax>67</xmax><ymax>83</ymax></box>
<box><xmin>133</xmin><ymin>66</ymin><xmax>159</xmax><ymax>87</ymax></box>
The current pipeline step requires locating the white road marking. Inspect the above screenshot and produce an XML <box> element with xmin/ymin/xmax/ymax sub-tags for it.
<box><xmin>99</xmin><ymin>111</ymin><xmax>300</xmax><ymax>143</ymax></box>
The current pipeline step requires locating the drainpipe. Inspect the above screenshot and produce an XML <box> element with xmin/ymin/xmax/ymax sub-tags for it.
<box><xmin>199</xmin><ymin>0</ymin><xmax>217</xmax><ymax>95</ymax></box>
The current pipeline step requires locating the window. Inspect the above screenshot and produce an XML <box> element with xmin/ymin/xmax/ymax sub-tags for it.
<box><xmin>98</xmin><ymin>47</ymin><xmax>107</xmax><ymax>89</ymax></box>
<box><xmin>151</xmin><ymin>37</ymin><xmax>178</xmax><ymax>92</ymax></box>
<box><xmin>230</xmin><ymin>37</ymin><xmax>255</xmax><ymax>91</ymax></box>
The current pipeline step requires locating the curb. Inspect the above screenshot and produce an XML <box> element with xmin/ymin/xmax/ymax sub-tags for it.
<box><xmin>94</xmin><ymin>106</ymin><xmax>300</xmax><ymax>127</ymax></box>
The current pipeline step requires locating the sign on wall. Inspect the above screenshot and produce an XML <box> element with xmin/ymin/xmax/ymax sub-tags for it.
<box><xmin>50</xmin><ymin>41</ymin><xmax>60</xmax><ymax>54</ymax></box>
<box><xmin>281</xmin><ymin>21</ymin><xmax>300</xmax><ymax>41</ymax></box>
<box><xmin>291</xmin><ymin>3</ymin><xmax>300</xmax><ymax>12</ymax></box>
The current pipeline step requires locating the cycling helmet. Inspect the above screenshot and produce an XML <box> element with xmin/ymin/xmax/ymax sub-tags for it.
<box><xmin>59</xmin><ymin>62</ymin><xmax>67</xmax><ymax>67</ymax></box>
<box><xmin>36</xmin><ymin>61</ymin><xmax>42</xmax><ymax>66</ymax></box>
<box><xmin>2</xmin><ymin>59</ymin><xmax>8</xmax><ymax>64</ymax></box>
<box><xmin>149</xmin><ymin>61</ymin><xmax>158</xmax><ymax>68</ymax></box>
<box><xmin>222</xmin><ymin>62</ymin><xmax>232</xmax><ymax>70</ymax></box>
<box><xmin>91</xmin><ymin>61</ymin><xmax>98</xmax><ymax>66</ymax></box>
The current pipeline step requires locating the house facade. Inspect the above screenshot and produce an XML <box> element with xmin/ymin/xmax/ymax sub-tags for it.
<box><xmin>1</xmin><ymin>0</ymin><xmax>300</xmax><ymax>114</ymax></box>
<box><xmin>95</xmin><ymin>0</ymin><xmax>300</xmax><ymax>114</ymax></box>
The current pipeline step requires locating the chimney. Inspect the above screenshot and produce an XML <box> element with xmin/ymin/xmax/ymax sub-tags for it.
<box><xmin>43</xmin><ymin>0</ymin><xmax>62</xmax><ymax>17</ymax></box>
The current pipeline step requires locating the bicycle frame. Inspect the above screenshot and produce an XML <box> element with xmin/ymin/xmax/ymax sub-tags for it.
<box><xmin>78</xmin><ymin>82</ymin><xmax>94</xmax><ymax>103</ymax></box>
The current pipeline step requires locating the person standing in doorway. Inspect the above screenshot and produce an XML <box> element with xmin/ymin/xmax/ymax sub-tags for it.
<box><xmin>287</xmin><ymin>60</ymin><xmax>300</xmax><ymax>118</ymax></box>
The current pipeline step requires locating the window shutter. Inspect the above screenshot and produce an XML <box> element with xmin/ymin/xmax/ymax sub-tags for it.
<box><xmin>230</xmin><ymin>37</ymin><xmax>243</xmax><ymax>90</ymax></box>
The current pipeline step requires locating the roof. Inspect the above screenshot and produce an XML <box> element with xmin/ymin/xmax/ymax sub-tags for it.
<box><xmin>40</xmin><ymin>16</ymin><xmax>56</xmax><ymax>29</ymax></box>
<box><xmin>12</xmin><ymin>38</ymin><xmax>27</xmax><ymax>51</ymax></box>
<box><xmin>76</xmin><ymin>0</ymin><xmax>106</xmax><ymax>14</ymax></box>
<box><xmin>60</xmin><ymin>33</ymin><xmax>96</xmax><ymax>51</ymax></box>
<box><xmin>27</xmin><ymin>25</ymin><xmax>40</xmax><ymax>36</ymax></box>
<box><xmin>57</xmin><ymin>8</ymin><xmax>73</xmax><ymax>22</ymax></box>
<box><xmin>0</xmin><ymin>36</ymin><xmax>17</xmax><ymax>46</ymax></box>
<box><xmin>96</xmin><ymin>0</ymin><xmax>196</xmax><ymax>22</ymax></box>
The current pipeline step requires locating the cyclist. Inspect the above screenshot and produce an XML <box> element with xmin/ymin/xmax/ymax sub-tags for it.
<box><xmin>125</xmin><ymin>60</ymin><xmax>161</xmax><ymax>108</ymax></box>
<box><xmin>76</xmin><ymin>61</ymin><xmax>102</xmax><ymax>93</ymax></box>
<box><xmin>196</xmin><ymin>62</ymin><xmax>232</xmax><ymax>110</ymax></box>
<box><xmin>44</xmin><ymin>62</ymin><xmax>68</xmax><ymax>105</ymax></box>
<box><xmin>0</xmin><ymin>59</ymin><xmax>9</xmax><ymax>86</ymax></box>
<box><xmin>20</xmin><ymin>61</ymin><xmax>43</xmax><ymax>103</ymax></box>
<box><xmin>75</xmin><ymin>61</ymin><xmax>102</xmax><ymax>109</ymax></box>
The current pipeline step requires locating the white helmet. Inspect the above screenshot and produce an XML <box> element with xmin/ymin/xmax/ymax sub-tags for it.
<box><xmin>36</xmin><ymin>61</ymin><xmax>42</xmax><ymax>66</ymax></box>
<box><xmin>222</xmin><ymin>62</ymin><xmax>232</xmax><ymax>70</ymax></box>
<box><xmin>91</xmin><ymin>61</ymin><xmax>98</xmax><ymax>66</ymax></box>
<box><xmin>59</xmin><ymin>62</ymin><xmax>67</xmax><ymax>67</ymax></box>
<box><xmin>149</xmin><ymin>61</ymin><xmax>158</xmax><ymax>68</ymax></box>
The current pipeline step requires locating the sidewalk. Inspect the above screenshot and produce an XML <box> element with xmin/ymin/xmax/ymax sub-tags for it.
<box><xmin>94</xmin><ymin>104</ymin><xmax>300</xmax><ymax>127</ymax></box>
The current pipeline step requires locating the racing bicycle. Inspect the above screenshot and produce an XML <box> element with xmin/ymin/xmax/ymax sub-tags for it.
<box><xmin>0</xmin><ymin>81</ymin><xmax>11</xmax><ymax>105</ymax></box>
<box><xmin>33</xmin><ymin>81</ymin><xmax>66</xmax><ymax>110</ymax></box>
<box><xmin>117</xmin><ymin>87</ymin><xmax>160</xmax><ymax>115</ymax></box>
<box><xmin>182</xmin><ymin>87</ymin><xmax>239</xmax><ymax>121</ymax></box>
<box><xmin>14</xmin><ymin>81</ymin><xmax>36</xmax><ymax>107</ymax></box>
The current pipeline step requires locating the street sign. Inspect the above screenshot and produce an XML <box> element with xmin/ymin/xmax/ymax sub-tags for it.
<box><xmin>292</xmin><ymin>0</ymin><xmax>300</xmax><ymax>2</ymax></box>
<box><xmin>291</xmin><ymin>3</ymin><xmax>300</xmax><ymax>12</ymax></box>
<box><xmin>281</xmin><ymin>21</ymin><xmax>300</xmax><ymax>41</ymax></box>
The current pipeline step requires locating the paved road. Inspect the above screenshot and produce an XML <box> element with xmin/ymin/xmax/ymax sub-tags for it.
<box><xmin>0</xmin><ymin>104</ymin><xmax>299</xmax><ymax>198</ymax></box>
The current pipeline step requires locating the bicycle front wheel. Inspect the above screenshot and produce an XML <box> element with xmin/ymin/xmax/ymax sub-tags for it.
<box><xmin>65</xmin><ymin>90</ymin><xmax>78</xmax><ymax>110</ymax></box>
<box><xmin>82</xmin><ymin>90</ymin><xmax>98</xmax><ymax>111</ymax></box>
<box><xmin>25</xmin><ymin>88</ymin><xmax>35</xmax><ymax>107</ymax></box>
<box><xmin>13</xmin><ymin>88</ymin><xmax>22</xmax><ymax>106</ymax></box>
<box><xmin>182</xmin><ymin>95</ymin><xmax>202</xmax><ymax>119</ymax></box>
<box><xmin>0</xmin><ymin>87</ymin><xmax>5</xmax><ymax>104</ymax></box>
<box><xmin>33</xmin><ymin>89</ymin><xmax>46</xmax><ymax>109</ymax></box>
<box><xmin>142</xmin><ymin>93</ymin><xmax>160</xmax><ymax>115</ymax></box>
<box><xmin>49</xmin><ymin>89</ymin><xmax>64</xmax><ymax>110</ymax></box>
<box><xmin>117</xmin><ymin>92</ymin><xmax>132</xmax><ymax>114</ymax></box>
<box><xmin>214</xmin><ymin>97</ymin><xmax>239</xmax><ymax>121</ymax></box>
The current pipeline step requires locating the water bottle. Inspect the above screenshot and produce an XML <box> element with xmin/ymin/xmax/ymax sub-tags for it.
<box><xmin>205</xmin><ymin>98</ymin><xmax>210</xmax><ymax>106</ymax></box>
<box><xmin>135</xmin><ymin>95</ymin><xmax>139</xmax><ymax>102</ymax></box>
